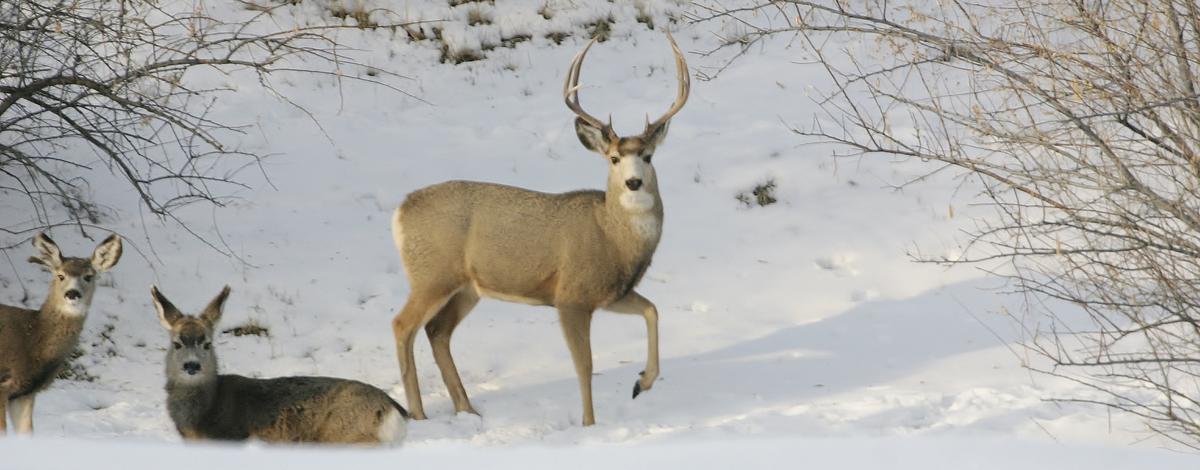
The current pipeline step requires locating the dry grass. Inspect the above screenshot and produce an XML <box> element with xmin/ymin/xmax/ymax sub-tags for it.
<box><xmin>222</xmin><ymin>320</ymin><xmax>271</xmax><ymax>338</ymax></box>
<box><xmin>328</xmin><ymin>4</ymin><xmax>378</xmax><ymax>29</ymax></box>
<box><xmin>736</xmin><ymin>179</ymin><xmax>778</xmax><ymax>208</ymax></box>
<box><xmin>466</xmin><ymin>6</ymin><xmax>492</xmax><ymax>26</ymax></box>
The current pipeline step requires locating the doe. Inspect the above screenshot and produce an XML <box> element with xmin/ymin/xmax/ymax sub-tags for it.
<box><xmin>390</xmin><ymin>32</ymin><xmax>689</xmax><ymax>425</ymax></box>
<box><xmin>153</xmin><ymin>285</ymin><xmax>407</xmax><ymax>445</ymax></box>
<box><xmin>0</xmin><ymin>232</ymin><xmax>122</xmax><ymax>434</ymax></box>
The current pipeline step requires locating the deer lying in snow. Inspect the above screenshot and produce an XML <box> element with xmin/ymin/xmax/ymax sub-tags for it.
<box><xmin>152</xmin><ymin>285</ymin><xmax>407</xmax><ymax>445</ymax></box>
<box><xmin>0</xmin><ymin>232</ymin><xmax>122</xmax><ymax>434</ymax></box>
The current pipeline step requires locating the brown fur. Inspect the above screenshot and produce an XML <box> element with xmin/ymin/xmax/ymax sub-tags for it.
<box><xmin>168</xmin><ymin>375</ymin><xmax>404</xmax><ymax>444</ymax></box>
<box><xmin>154</xmin><ymin>286</ymin><xmax>406</xmax><ymax>445</ymax></box>
<box><xmin>390</xmin><ymin>33</ymin><xmax>689</xmax><ymax>426</ymax></box>
<box><xmin>0</xmin><ymin>233</ymin><xmax>121</xmax><ymax>434</ymax></box>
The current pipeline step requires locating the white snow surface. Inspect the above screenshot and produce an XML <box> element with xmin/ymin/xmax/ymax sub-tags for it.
<box><xmin>0</xmin><ymin>0</ymin><xmax>1188</xmax><ymax>465</ymax></box>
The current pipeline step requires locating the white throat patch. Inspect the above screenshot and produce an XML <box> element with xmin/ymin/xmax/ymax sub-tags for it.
<box><xmin>58</xmin><ymin>300</ymin><xmax>88</xmax><ymax>317</ymax></box>
<box><xmin>619</xmin><ymin>191</ymin><xmax>656</xmax><ymax>211</ymax></box>
<box><xmin>629</xmin><ymin>213</ymin><xmax>661</xmax><ymax>240</ymax></box>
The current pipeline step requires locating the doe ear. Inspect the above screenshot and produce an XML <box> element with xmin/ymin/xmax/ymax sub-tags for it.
<box><xmin>151</xmin><ymin>285</ymin><xmax>183</xmax><ymax>330</ymax></box>
<box><xmin>29</xmin><ymin>233</ymin><xmax>62</xmax><ymax>270</ymax></box>
<box><xmin>574</xmin><ymin>117</ymin><xmax>613</xmax><ymax>154</ymax></box>
<box><xmin>91</xmin><ymin>234</ymin><xmax>122</xmax><ymax>272</ymax></box>
<box><xmin>200</xmin><ymin>285</ymin><xmax>231</xmax><ymax>326</ymax></box>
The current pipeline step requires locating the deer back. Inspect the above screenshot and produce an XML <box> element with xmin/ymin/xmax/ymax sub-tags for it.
<box><xmin>396</xmin><ymin>180</ymin><xmax>658</xmax><ymax>308</ymax></box>
<box><xmin>171</xmin><ymin>374</ymin><xmax>401</xmax><ymax>444</ymax></box>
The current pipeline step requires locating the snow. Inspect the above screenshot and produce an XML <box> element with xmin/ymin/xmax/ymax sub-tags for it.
<box><xmin>1</xmin><ymin>435</ymin><xmax>1194</xmax><ymax>470</ymax></box>
<box><xmin>0</xmin><ymin>0</ymin><xmax>1187</xmax><ymax>465</ymax></box>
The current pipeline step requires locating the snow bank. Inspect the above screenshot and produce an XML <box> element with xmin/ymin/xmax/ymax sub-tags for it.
<box><xmin>1</xmin><ymin>435</ymin><xmax>1191</xmax><ymax>470</ymax></box>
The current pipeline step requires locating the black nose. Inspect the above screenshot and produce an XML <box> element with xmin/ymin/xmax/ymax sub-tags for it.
<box><xmin>183</xmin><ymin>362</ymin><xmax>202</xmax><ymax>375</ymax></box>
<box><xmin>625</xmin><ymin>178</ymin><xmax>643</xmax><ymax>191</ymax></box>
<box><xmin>65</xmin><ymin>290</ymin><xmax>82</xmax><ymax>300</ymax></box>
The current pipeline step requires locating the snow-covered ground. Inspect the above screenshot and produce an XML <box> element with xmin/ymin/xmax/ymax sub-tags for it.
<box><xmin>0</xmin><ymin>0</ymin><xmax>1187</xmax><ymax>465</ymax></box>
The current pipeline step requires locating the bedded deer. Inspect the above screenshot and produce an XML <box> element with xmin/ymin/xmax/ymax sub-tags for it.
<box><xmin>152</xmin><ymin>285</ymin><xmax>407</xmax><ymax>445</ymax></box>
<box><xmin>391</xmin><ymin>32</ymin><xmax>690</xmax><ymax>425</ymax></box>
<box><xmin>0</xmin><ymin>232</ymin><xmax>122</xmax><ymax>434</ymax></box>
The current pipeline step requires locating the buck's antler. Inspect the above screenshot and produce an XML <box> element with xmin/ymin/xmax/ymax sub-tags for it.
<box><xmin>644</xmin><ymin>32</ymin><xmax>690</xmax><ymax>135</ymax></box>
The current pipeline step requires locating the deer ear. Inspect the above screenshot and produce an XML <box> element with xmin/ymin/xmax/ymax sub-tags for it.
<box><xmin>151</xmin><ymin>285</ymin><xmax>183</xmax><ymax>330</ymax></box>
<box><xmin>91</xmin><ymin>234</ymin><xmax>122</xmax><ymax>272</ymax></box>
<box><xmin>574</xmin><ymin>117</ymin><xmax>611</xmax><ymax>154</ymax></box>
<box><xmin>28</xmin><ymin>256</ymin><xmax>52</xmax><ymax>271</ymax></box>
<box><xmin>200</xmin><ymin>286</ymin><xmax>231</xmax><ymax>326</ymax></box>
<box><xmin>642</xmin><ymin>121</ymin><xmax>670</xmax><ymax>151</ymax></box>
<box><xmin>30</xmin><ymin>233</ymin><xmax>62</xmax><ymax>269</ymax></box>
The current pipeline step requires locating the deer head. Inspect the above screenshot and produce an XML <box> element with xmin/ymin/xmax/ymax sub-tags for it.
<box><xmin>152</xmin><ymin>285</ymin><xmax>230</xmax><ymax>385</ymax></box>
<box><xmin>27</xmin><ymin>232</ymin><xmax>122</xmax><ymax>316</ymax></box>
<box><xmin>564</xmin><ymin>32</ymin><xmax>690</xmax><ymax>213</ymax></box>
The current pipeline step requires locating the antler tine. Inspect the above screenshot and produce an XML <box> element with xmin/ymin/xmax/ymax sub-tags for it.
<box><xmin>563</xmin><ymin>38</ymin><xmax>610</xmax><ymax>132</ymax></box>
<box><xmin>646</xmin><ymin>31</ymin><xmax>691</xmax><ymax>132</ymax></box>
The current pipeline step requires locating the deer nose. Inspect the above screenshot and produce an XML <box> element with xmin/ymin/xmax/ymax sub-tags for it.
<box><xmin>65</xmin><ymin>289</ymin><xmax>82</xmax><ymax>300</ymax></box>
<box><xmin>183</xmin><ymin>362</ymin><xmax>202</xmax><ymax>375</ymax></box>
<box><xmin>625</xmin><ymin>178</ymin><xmax>643</xmax><ymax>191</ymax></box>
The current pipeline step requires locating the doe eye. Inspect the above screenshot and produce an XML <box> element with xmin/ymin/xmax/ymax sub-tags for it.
<box><xmin>173</xmin><ymin>342</ymin><xmax>183</xmax><ymax>350</ymax></box>
<box><xmin>203</xmin><ymin>342</ymin><xmax>212</xmax><ymax>350</ymax></box>
<box><xmin>643</xmin><ymin>155</ymin><xmax>652</xmax><ymax>163</ymax></box>
<box><xmin>83</xmin><ymin>275</ymin><xmax>94</xmax><ymax>283</ymax></box>
<box><xmin>610</xmin><ymin>157</ymin><xmax>619</xmax><ymax>165</ymax></box>
<box><xmin>57</xmin><ymin>274</ymin><xmax>65</xmax><ymax>281</ymax></box>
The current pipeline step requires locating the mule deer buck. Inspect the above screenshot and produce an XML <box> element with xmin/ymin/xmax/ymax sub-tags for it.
<box><xmin>152</xmin><ymin>285</ymin><xmax>407</xmax><ymax>445</ymax></box>
<box><xmin>390</xmin><ymin>32</ymin><xmax>689</xmax><ymax>425</ymax></box>
<box><xmin>0</xmin><ymin>232</ymin><xmax>122</xmax><ymax>434</ymax></box>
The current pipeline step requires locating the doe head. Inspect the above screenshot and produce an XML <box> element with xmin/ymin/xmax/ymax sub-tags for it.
<box><xmin>151</xmin><ymin>285</ymin><xmax>230</xmax><ymax>383</ymax></box>
<box><xmin>564</xmin><ymin>31</ymin><xmax>690</xmax><ymax>212</ymax></box>
<box><xmin>28</xmin><ymin>232</ymin><xmax>122</xmax><ymax>315</ymax></box>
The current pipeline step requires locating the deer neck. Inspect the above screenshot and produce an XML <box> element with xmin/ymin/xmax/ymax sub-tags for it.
<box><xmin>603</xmin><ymin>183</ymin><xmax>664</xmax><ymax>259</ymax></box>
<box><xmin>32</xmin><ymin>297</ymin><xmax>88</xmax><ymax>366</ymax></box>
<box><xmin>166</xmin><ymin>374</ymin><xmax>218</xmax><ymax>430</ymax></box>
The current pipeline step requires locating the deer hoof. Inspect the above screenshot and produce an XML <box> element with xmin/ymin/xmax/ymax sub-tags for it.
<box><xmin>632</xmin><ymin>381</ymin><xmax>642</xmax><ymax>399</ymax></box>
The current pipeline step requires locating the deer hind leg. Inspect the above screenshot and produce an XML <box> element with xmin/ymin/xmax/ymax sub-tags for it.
<box><xmin>424</xmin><ymin>287</ymin><xmax>480</xmax><ymax>415</ymax></box>
<box><xmin>603</xmin><ymin>291</ymin><xmax>660</xmax><ymax>398</ymax></box>
<box><xmin>392</xmin><ymin>286</ymin><xmax>460</xmax><ymax>420</ymax></box>
<box><xmin>9</xmin><ymin>394</ymin><xmax>33</xmax><ymax>434</ymax></box>
<box><xmin>558</xmin><ymin>308</ymin><xmax>596</xmax><ymax>426</ymax></box>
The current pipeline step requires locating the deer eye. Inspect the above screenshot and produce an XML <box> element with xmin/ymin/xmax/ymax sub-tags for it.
<box><xmin>203</xmin><ymin>342</ymin><xmax>212</xmax><ymax>350</ymax></box>
<box><xmin>643</xmin><ymin>155</ymin><xmax>652</xmax><ymax>163</ymax></box>
<box><xmin>173</xmin><ymin>342</ymin><xmax>183</xmax><ymax>350</ymax></box>
<box><xmin>83</xmin><ymin>275</ymin><xmax>94</xmax><ymax>283</ymax></box>
<box><xmin>57</xmin><ymin>274</ymin><xmax>65</xmax><ymax>281</ymax></box>
<box><xmin>610</xmin><ymin>157</ymin><xmax>619</xmax><ymax>165</ymax></box>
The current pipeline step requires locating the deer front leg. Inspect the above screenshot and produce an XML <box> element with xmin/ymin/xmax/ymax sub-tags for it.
<box><xmin>604</xmin><ymin>291</ymin><xmax>659</xmax><ymax>398</ymax></box>
<box><xmin>0</xmin><ymin>396</ymin><xmax>7</xmax><ymax>434</ymax></box>
<box><xmin>10</xmin><ymin>394</ymin><xmax>33</xmax><ymax>434</ymax></box>
<box><xmin>558</xmin><ymin>308</ymin><xmax>595</xmax><ymax>426</ymax></box>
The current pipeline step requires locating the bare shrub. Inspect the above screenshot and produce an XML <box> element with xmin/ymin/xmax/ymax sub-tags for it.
<box><xmin>0</xmin><ymin>1</ymin><xmax>408</xmax><ymax>252</ymax></box>
<box><xmin>696</xmin><ymin>0</ymin><xmax>1200</xmax><ymax>448</ymax></box>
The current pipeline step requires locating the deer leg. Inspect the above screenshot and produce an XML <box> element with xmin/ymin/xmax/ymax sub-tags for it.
<box><xmin>0</xmin><ymin>396</ymin><xmax>7</xmax><ymax>434</ymax></box>
<box><xmin>425</xmin><ymin>288</ymin><xmax>480</xmax><ymax>415</ymax></box>
<box><xmin>392</xmin><ymin>287</ymin><xmax>459</xmax><ymax>420</ymax></box>
<box><xmin>603</xmin><ymin>291</ymin><xmax>659</xmax><ymax>398</ymax></box>
<box><xmin>558</xmin><ymin>308</ymin><xmax>595</xmax><ymax>426</ymax></box>
<box><xmin>10</xmin><ymin>394</ymin><xmax>33</xmax><ymax>434</ymax></box>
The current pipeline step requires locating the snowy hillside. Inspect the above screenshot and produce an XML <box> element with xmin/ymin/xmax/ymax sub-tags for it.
<box><xmin>0</xmin><ymin>0</ymin><xmax>1187</xmax><ymax>465</ymax></box>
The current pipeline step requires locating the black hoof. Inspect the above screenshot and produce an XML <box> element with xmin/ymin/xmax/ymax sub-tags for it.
<box><xmin>632</xmin><ymin>381</ymin><xmax>642</xmax><ymax>399</ymax></box>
